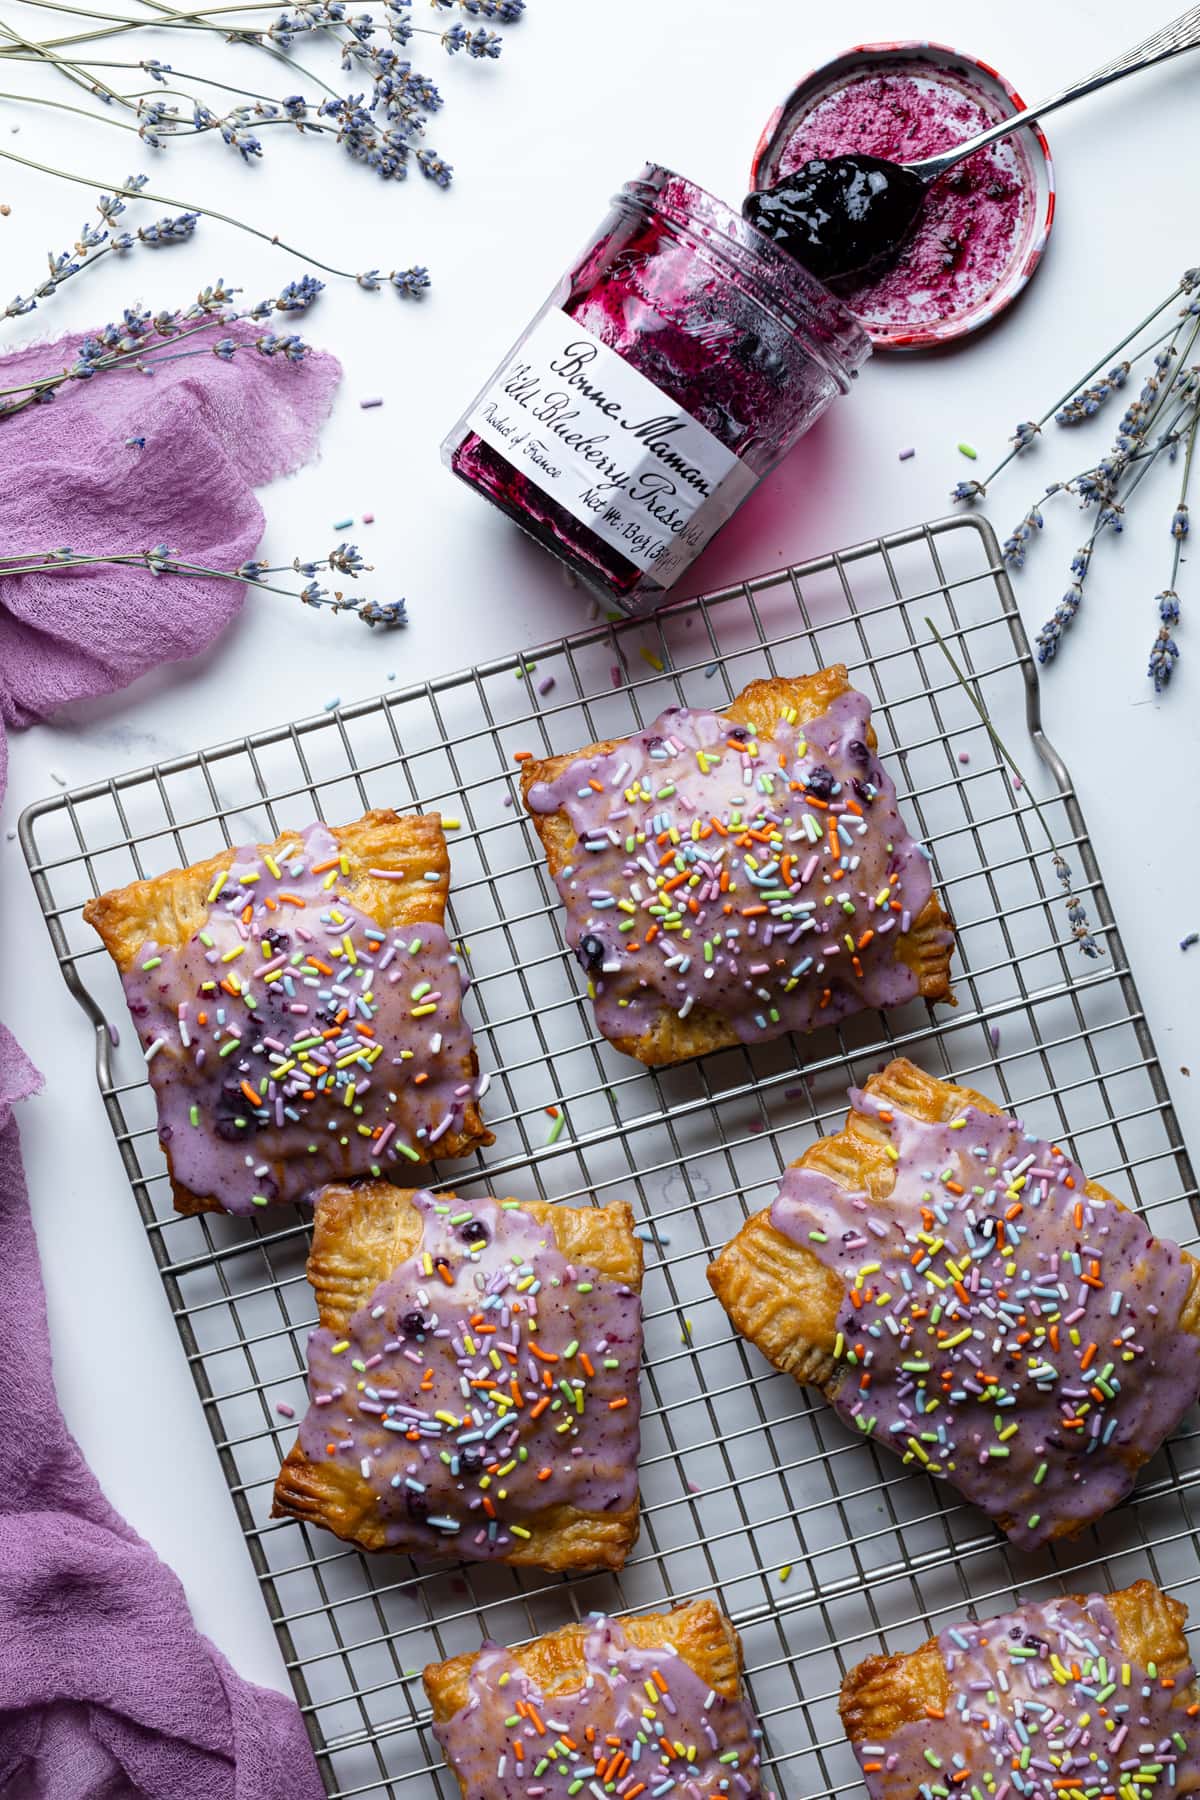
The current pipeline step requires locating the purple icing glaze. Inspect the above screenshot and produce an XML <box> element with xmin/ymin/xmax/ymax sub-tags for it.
<box><xmin>298</xmin><ymin>1192</ymin><xmax>642</xmax><ymax>1558</ymax></box>
<box><xmin>853</xmin><ymin>1593</ymin><xmax>1200</xmax><ymax>1800</ymax></box>
<box><xmin>771</xmin><ymin>1091</ymin><xmax>1200</xmax><ymax>1548</ymax></box>
<box><xmin>527</xmin><ymin>691</ymin><xmax>944</xmax><ymax>1049</ymax></box>
<box><xmin>121</xmin><ymin>823</ymin><xmax>484</xmax><ymax>1215</ymax></box>
<box><xmin>435</xmin><ymin>1615</ymin><xmax>766</xmax><ymax>1797</ymax></box>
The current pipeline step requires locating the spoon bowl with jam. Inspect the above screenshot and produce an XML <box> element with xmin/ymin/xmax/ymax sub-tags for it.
<box><xmin>746</xmin><ymin>11</ymin><xmax>1200</xmax><ymax>333</ymax></box>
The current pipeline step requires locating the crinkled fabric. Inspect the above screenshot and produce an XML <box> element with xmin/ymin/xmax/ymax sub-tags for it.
<box><xmin>0</xmin><ymin>323</ymin><xmax>336</xmax><ymax>1797</ymax></box>
<box><xmin>0</xmin><ymin>320</ymin><xmax>341</xmax><ymax>727</ymax></box>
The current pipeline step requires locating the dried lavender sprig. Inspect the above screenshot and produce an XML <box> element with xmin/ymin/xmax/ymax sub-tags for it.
<box><xmin>10</xmin><ymin>0</ymin><xmax>506</xmax><ymax>56</ymax></box>
<box><xmin>924</xmin><ymin>618</ymin><xmax>1103</xmax><ymax>960</ymax></box>
<box><xmin>1001</xmin><ymin>505</ymin><xmax>1043</xmax><ymax>570</ymax></box>
<box><xmin>1010</xmin><ymin>304</ymin><xmax>1200</xmax><ymax>591</ymax></box>
<box><xmin>0</xmin><ymin>281</ymin><xmax>320</xmax><ymax>416</ymax></box>
<box><xmin>970</xmin><ymin>307</ymin><xmax>1198</xmax><ymax>525</ymax></box>
<box><xmin>999</xmin><ymin>433</ymin><xmax>1184</xmax><ymax>574</ymax></box>
<box><xmin>431</xmin><ymin>0</ymin><xmax>523</xmax><ymax>17</ymax></box>
<box><xmin>5</xmin><ymin>10</ymin><xmax>459</xmax><ymax>182</ymax></box>
<box><xmin>0</xmin><ymin>0</ymin><xmax>491</xmax><ymax>196</ymax></box>
<box><xmin>950</xmin><ymin>271</ymin><xmax>1200</xmax><ymax>502</ymax></box>
<box><xmin>0</xmin><ymin>143</ymin><xmax>425</xmax><ymax>289</ymax></box>
<box><xmin>0</xmin><ymin>542</ymin><xmax>407</xmax><ymax>626</ymax></box>
<box><xmin>1052</xmin><ymin>855</ymin><xmax>1102</xmax><ymax>959</ymax></box>
<box><xmin>1054</xmin><ymin>361</ymin><xmax>1129</xmax><ymax>427</ymax></box>
<box><xmin>5</xmin><ymin>177</ymin><xmax>198</xmax><ymax>323</ymax></box>
<box><xmin>1036</xmin><ymin>382</ymin><xmax>1200</xmax><ymax>662</ymax></box>
<box><xmin>0</xmin><ymin>71</ymin><xmax>428</xmax><ymax>179</ymax></box>
<box><xmin>1148</xmin><ymin>409</ymin><xmax>1197</xmax><ymax>693</ymax></box>
<box><xmin>0</xmin><ymin>40</ymin><xmax>441</xmax><ymax>183</ymax></box>
<box><xmin>1051</xmin><ymin>311</ymin><xmax>1198</xmax><ymax>428</ymax></box>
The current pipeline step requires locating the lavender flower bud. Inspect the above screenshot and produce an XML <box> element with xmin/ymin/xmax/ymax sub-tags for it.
<box><xmin>359</xmin><ymin>599</ymin><xmax>408</xmax><ymax>627</ymax></box>
<box><xmin>275</xmin><ymin>274</ymin><xmax>324</xmax><ymax>312</ymax></box>
<box><xmin>1148</xmin><ymin>625</ymin><xmax>1180</xmax><ymax>693</ymax></box>
<box><xmin>390</xmin><ymin>265</ymin><xmax>430</xmax><ymax>296</ymax></box>
<box><xmin>329</xmin><ymin>542</ymin><xmax>366</xmax><ymax>574</ymax></box>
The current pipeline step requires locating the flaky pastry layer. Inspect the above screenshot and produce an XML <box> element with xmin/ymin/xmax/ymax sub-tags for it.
<box><xmin>423</xmin><ymin>1597</ymin><xmax>744</xmax><ymax>1725</ymax></box>
<box><xmin>83</xmin><ymin>809</ymin><xmax>492</xmax><ymax>1213</ymax></box>
<box><xmin>272</xmin><ymin>1181</ymin><xmax>643</xmax><ymax>1570</ymax></box>
<box><xmin>521</xmin><ymin>667</ymin><xmax>954</xmax><ymax>1066</ymax></box>
<box><xmin>839</xmin><ymin>1579</ymin><xmax>1194</xmax><ymax>1745</ymax></box>
<box><xmin>708</xmin><ymin>1058</ymin><xmax>1200</xmax><ymax>1542</ymax></box>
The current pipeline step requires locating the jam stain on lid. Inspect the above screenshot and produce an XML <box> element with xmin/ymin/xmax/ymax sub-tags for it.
<box><xmin>756</xmin><ymin>56</ymin><xmax>1042</xmax><ymax>343</ymax></box>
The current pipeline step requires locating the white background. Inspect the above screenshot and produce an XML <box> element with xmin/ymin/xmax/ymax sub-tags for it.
<box><xmin>1</xmin><ymin>0</ymin><xmax>1198</xmax><ymax>1698</ymax></box>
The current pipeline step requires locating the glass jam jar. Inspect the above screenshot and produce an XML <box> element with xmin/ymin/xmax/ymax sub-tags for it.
<box><xmin>442</xmin><ymin>163</ymin><xmax>870</xmax><ymax>615</ymax></box>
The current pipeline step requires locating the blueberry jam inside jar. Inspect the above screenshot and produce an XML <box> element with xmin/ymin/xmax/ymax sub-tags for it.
<box><xmin>442</xmin><ymin>164</ymin><xmax>870</xmax><ymax>615</ymax></box>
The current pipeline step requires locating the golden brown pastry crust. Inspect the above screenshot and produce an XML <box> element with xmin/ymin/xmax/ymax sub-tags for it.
<box><xmin>82</xmin><ymin>809</ymin><xmax>492</xmax><ymax>1214</ymax></box>
<box><xmin>520</xmin><ymin>667</ymin><xmax>955</xmax><ymax>1066</ymax></box>
<box><xmin>839</xmin><ymin>1579</ymin><xmax>1196</xmax><ymax>1747</ymax></box>
<box><xmin>708</xmin><ymin>1058</ymin><xmax>1200</xmax><ymax>1540</ymax></box>
<box><xmin>423</xmin><ymin>1597</ymin><xmax>744</xmax><ymax>1726</ymax></box>
<box><xmin>272</xmin><ymin>1181</ymin><xmax>643</xmax><ymax>1571</ymax></box>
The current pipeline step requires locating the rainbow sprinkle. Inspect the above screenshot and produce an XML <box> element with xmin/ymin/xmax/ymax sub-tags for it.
<box><xmin>296</xmin><ymin>1193</ymin><xmax>642</xmax><ymax>1558</ymax></box>
<box><xmin>854</xmin><ymin>1591</ymin><xmax>1200</xmax><ymax>1800</ymax></box>
<box><xmin>119</xmin><ymin>821</ymin><xmax>484</xmax><ymax>1214</ymax></box>
<box><xmin>771</xmin><ymin>1089</ymin><xmax>1200</xmax><ymax>1548</ymax></box>
<box><xmin>435</xmin><ymin>1615</ymin><xmax>767</xmax><ymax>1796</ymax></box>
<box><xmin>526</xmin><ymin>694</ymin><xmax>944</xmax><ymax>1049</ymax></box>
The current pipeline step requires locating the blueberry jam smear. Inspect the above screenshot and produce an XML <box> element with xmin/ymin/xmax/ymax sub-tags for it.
<box><xmin>744</xmin><ymin>155</ymin><xmax>927</xmax><ymax>284</ymax></box>
<box><xmin>770</xmin><ymin>64</ymin><xmax>1033</xmax><ymax>334</ymax></box>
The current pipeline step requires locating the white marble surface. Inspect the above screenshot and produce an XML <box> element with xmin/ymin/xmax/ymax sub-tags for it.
<box><xmin>1</xmin><ymin>0</ymin><xmax>1198</xmax><ymax>1697</ymax></box>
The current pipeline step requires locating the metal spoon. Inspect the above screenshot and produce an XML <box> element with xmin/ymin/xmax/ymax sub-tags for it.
<box><xmin>744</xmin><ymin>6</ymin><xmax>1200</xmax><ymax>284</ymax></box>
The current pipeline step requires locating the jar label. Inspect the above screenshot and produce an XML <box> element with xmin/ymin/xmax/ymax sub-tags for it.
<box><xmin>463</xmin><ymin>306</ymin><xmax>758</xmax><ymax>581</ymax></box>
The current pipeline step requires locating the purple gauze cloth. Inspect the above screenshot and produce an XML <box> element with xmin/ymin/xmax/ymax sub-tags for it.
<box><xmin>0</xmin><ymin>322</ymin><xmax>338</xmax><ymax>1797</ymax></box>
<box><xmin>0</xmin><ymin>319</ymin><xmax>341</xmax><ymax>728</ymax></box>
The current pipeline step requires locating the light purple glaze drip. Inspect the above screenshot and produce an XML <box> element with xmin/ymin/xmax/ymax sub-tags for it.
<box><xmin>120</xmin><ymin>822</ymin><xmax>483</xmax><ymax>1215</ymax></box>
<box><xmin>526</xmin><ymin>692</ymin><xmax>944</xmax><ymax>1048</ymax></box>
<box><xmin>770</xmin><ymin>1091</ymin><xmax>1200</xmax><ymax>1548</ymax></box>
<box><xmin>435</xmin><ymin>1615</ymin><xmax>766</xmax><ymax>1797</ymax></box>
<box><xmin>298</xmin><ymin>1192</ymin><xmax>642</xmax><ymax>1558</ymax></box>
<box><xmin>853</xmin><ymin>1594</ymin><xmax>1200</xmax><ymax>1800</ymax></box>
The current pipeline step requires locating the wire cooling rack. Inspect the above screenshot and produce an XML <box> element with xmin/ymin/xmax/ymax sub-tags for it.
<box><xmin>20</xmin><ymin>513</ymin><xmax>1200</xmax><ymax>1800</ymax></box>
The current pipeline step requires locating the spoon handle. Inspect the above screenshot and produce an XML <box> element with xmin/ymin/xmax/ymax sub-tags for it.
<box><xmin>907</xmin><ymin>5</ymin><xmax>1200</xmax><ymax>181</ymax></box>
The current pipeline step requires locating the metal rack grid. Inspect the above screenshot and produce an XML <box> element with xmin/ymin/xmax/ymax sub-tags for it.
<box><xmin>20</xmin><ymin>512</ymin><xmax>1200</xmax><ymax>1800</ymax></box>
